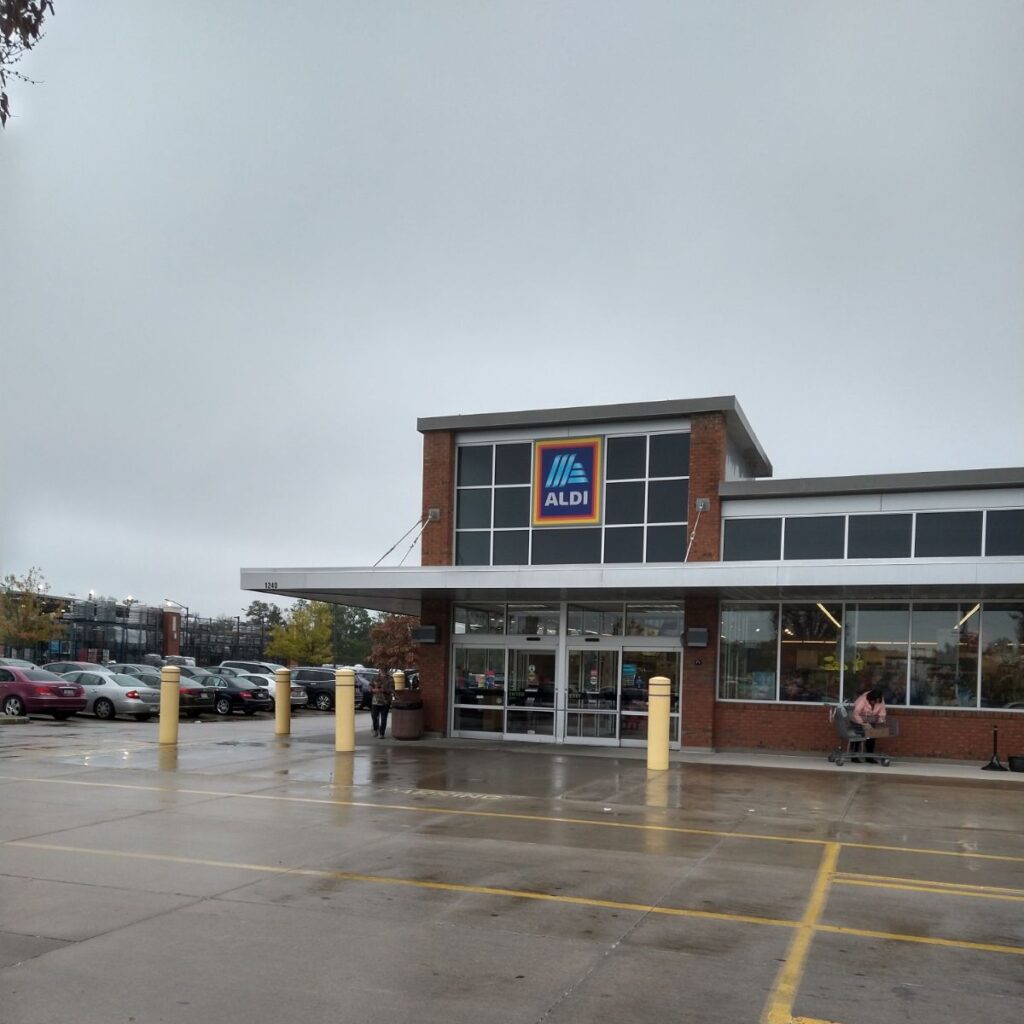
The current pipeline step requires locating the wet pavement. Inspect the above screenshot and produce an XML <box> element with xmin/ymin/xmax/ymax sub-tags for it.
<box><xmin>1</xmin><ymin>711</ymin><xmax>1022</xmax><ymax>1024</ymax></box>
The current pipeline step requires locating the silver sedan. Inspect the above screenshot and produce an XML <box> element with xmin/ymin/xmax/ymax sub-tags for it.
<box><xmin>61</xmin><ymin>670</ymin><xmax>161</xmax><ymax>721</ymax></box>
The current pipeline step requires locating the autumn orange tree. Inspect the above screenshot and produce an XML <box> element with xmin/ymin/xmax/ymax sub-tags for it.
<box><xmin>1</xmin><ymin>1</ymin><xmax>55</xmax><ymax>127</ymax></box>
<box><xmin>368</xmin><ymin>614</ymin><xmax>419</xmax><ymax>675</ymax></box>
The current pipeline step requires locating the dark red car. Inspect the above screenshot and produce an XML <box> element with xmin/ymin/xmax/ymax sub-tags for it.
<box><xmin>0</xmin><ymin>666</ymin><xmax>87</xmax><ymax>719</ymax></box>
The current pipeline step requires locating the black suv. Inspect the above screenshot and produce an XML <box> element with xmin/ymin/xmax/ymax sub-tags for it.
<box><xmin>292</xmin><ymin>667</ymin><xmax>371</xmax><ymax>711</ymax></box>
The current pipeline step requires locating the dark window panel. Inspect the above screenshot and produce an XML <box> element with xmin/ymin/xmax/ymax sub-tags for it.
<box><xmin>848</xmin><ymin>514</ymin><xmax>912</xmax><ymax>559</ymax></box>
<box><xmin>606</xmin><ymin>435</ymin><xmax>646</xmax><ymax>480</ymax></box>
<box><xmin>494</xmin><ymin>443</ymin><xmax>532</xmax><ymax>485</ymax></box>
<box><xmin>649</xmin><ymin>433</ymin><xmax>690</xmax><ymax>478</ymax></box>
<box><xmin>531</xmin><ymin>528</ymin><xmax>602</xmax><ymax>565</ymax></box>
<box><xmin>457</xmin><ymin>445</ymin><xmax>492</xmax><ymax>487</ymax></box>
<box><xmin>492</xmin><ymin>530</ymin><xmax>529</xmax><ymax>565</ymax></box>
<box><xmin>493</xmin><ymin>487</ymin><xmax>530</xmax><ymax>528</ymax></box>
<box><xmin>986</xmin><ymin>510</ymin><xmax>1024</xmax><ymax>556</ymax></box>
<box><xmin>605</xmin><ymin>481</ymin><xmax>645</xmax><ymax>525</ymax></box>
<box><xmin>456</xmin><ymin>489</ymin><xmax>492</xmax><ymax>529</ymax></box>
<box><xmin>647</xmin><ymin>479</ymin><xmax>688</xmax><ymax>523</ymax></box>
<box><xmin>784</xmin><ymin>516</ymin><xmax>845</xmax><ymax>560</ymax></box>
<box><xmin>603</xmin><ymin>527</ymin><xmax>643</xmax><ymax>563</ymax></box>
<box><xmin>915</xmin><ymin>511</ymin><xmax>983</xmax><ymax>557</ymax></box>
<box><xmin>455</xmin><ymin>532</ymin><xmax>490</xmax><ymax>566</ymax></box>
<box><xmin>723</xmin><ymin>519</ymin><xmax>782</xmax><ymax>561</ymax></box>
<box><xmin>646</xmin><ymin>525</ymin><xmax>686</xmax><ymax>562</ymax></box>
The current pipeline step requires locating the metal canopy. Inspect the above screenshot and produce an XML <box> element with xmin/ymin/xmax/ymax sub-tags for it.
<box><xmin>241</xmin><ymin>560</ymin><xmax>1024</xmax><ymax>616</ymax></box>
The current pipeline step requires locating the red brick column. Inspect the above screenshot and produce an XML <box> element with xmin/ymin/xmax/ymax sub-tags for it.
<box><xmin>421</xmin><ymin>431</ymin><xmax>455</xmax><ymax>566</ymax></box>
<box><xmin>687</xmin><ymin>412</ymin><xmax>728</xmax><ymax>562</ymax></box>
<box><xmin>681</xmin><ymin>594</ymin><xmax>718</xmax><ymax>750</ymax></box>
<box><xmin>416</xmin><ymin>598</ymin><xmax>450</xmax><ymax>735</ymax></box>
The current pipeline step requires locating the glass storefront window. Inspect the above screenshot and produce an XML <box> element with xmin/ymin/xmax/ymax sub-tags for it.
<box><xmin>567</xmin><ymin>604</ymin><xmax>624</xmax><ymax>637</ymax></box>
<box><xmin>624</xmin><ymin>604</ymin><xmax>683</xmax><ymax>638</ymax></box>
<box><xmin>719</xmin><ymin>605</ymin><xmax>778</xmax><ymax>700</ymax></box>
<box><xmin>507</xmin><ymin>604</ymin><xmax>560</xmax><ymax>636</ymax></box>
<box><xmin>779</xmin><ymin>604</ymin><xmax>842</xmax><ymax>702</ymax></box>
<box><xmin>843</xmin><ymin>604</ymin><xmax>909</xmax><ymax>703</ymax></box>
<box><xmin>506</xmin><ymin>651</ymin><xmax>556</xmax><ymax>736</ymax></box>
<box><xmin>909</xmin><ymin>604</ymin><xmax>979</xmax><ymax>707</ymax></box>
<box><xmin>980</xmin><ymin>604</ymin><xmax>1024</xmax><ymax>709</ymax></box>
<box><xmin>453</xmin><ymin>605</ymin><xmax>505</xmax><ymax>635</ymax></box>
<box><xmin>452</xmin><ymin>647</ymin><xmax>506</xmax><ymax>733</ymax></box>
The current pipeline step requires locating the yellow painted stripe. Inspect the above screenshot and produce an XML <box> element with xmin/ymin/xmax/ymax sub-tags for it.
<box><xmin>762</xmin><ymin>841</ymin><xmax>840</xmax><ymax>1024</ymax></box>
<box><xmin>838</xmin><ymin>840</ymin><xmax>1023</xmax><ymax>864</ymax></box>
<box><xmin>816</xmin><ymin>923</ymin><xmax>1024</xmax><ymax>957</ymax></box>
<box><xmin>835</xmin><ymin>876</ymin><xmax>1024</xmax><ymax>902</ymax></box>
<box><xmin>836</xmin><ymin>872</ymin><xmax>1024</xmax><ymax>896</ymax></box>
<box><xmin>4</xmin><ymin>840</ymin><xmax>796</xmax><ymax>929</ymax></box>
<box><xmin>3</xmin><ymin>773</ymin><xmax>1021</xmax><ymax>865</ymax></box>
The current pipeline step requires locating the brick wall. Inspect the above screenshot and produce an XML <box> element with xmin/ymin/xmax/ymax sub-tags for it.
<box><xmin>416</xmin><ymin>599</ymin><xmax>451</xmax><ymax>735</ymax></box>
<box><xmin>421</xmin><ymin>431</ymin><xmax>455</xmax><ymax>567</ymax></box>
<box><xmin>714</xmin><ymin>701</ymin><xmax>1024</xmax><ymax>761</ymax></box>
<box><xmin>687</xmin><ymin>412</ymin><xmax>728</xmax><ymax>562</ymax></box>
<box><xmin>681</xmin><ymin>594</ymin><xmax>717</xmax><ymax>749</ymax></box>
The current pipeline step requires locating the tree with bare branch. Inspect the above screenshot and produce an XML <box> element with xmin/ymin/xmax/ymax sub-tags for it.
<box><xmin>1</xmin><ymin>1</ymin><xmax>54</xmax><ymax>127</ymax></box>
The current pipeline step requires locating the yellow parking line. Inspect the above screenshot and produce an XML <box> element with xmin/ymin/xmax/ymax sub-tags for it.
<box><xmin>762</xmin><ymin>842</ymin><xmax>840</xmax><ymax>1024</ymax></box>
<box><xmin>835</xmin><ymin>873</ymin><xmax>1024</xmax><ymax>902</ymax></box>
<box><xmin>3</xmin><ymin>774</ymin><xmax>1022</xmax><ymax>866</ymax></box>
<box><xmin>4</xmin><ymin>840</ymin><xmax>797</xmax><ymax>929</ymax></box>
<box><xmin>816</xmin><ymin>923</ymin><xmax>1024</xmax><ymax>957</ymax></box>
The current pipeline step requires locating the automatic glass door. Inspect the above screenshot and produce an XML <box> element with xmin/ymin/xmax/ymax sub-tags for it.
<box><xmin>565</xmin><ymin>649</ymin><xmax>619</xmax><ymax>743</ymax></box>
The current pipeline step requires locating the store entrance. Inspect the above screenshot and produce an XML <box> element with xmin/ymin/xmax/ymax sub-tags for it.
<box><xmin>505</xmin><ymin>650</ymin><xmax>557</xmax><ymax>739</ymax></box>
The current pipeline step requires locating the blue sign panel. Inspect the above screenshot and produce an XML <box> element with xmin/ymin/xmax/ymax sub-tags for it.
<box><xmin>533</xmin><ymin>437</ymin><xmax>602</xmax><ymax>526</ymax></box>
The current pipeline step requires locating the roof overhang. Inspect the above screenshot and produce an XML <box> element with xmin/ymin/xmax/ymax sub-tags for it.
<box><xmin>241</xmin><ymin>559</ymin><xmax>1024</xmax><ymax>616</ymax></box>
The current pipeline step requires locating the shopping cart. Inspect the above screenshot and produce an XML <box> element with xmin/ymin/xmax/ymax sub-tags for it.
<box><xmin>825</xmin><ymin>700</ymin><xmax>897</xmax><ymax>767</ymax></box>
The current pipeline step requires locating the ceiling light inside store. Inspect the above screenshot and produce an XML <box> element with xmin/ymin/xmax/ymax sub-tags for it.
<box><xmin>816</xmin><ymin>603</ymin><xmax>843</xmax><ymax>630</ymax></box>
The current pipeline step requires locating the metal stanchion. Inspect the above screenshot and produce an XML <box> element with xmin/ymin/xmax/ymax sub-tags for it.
<box><xmin>647</xmin><ymin>676</ymin><xmax>671</xmax><ymax>771</ymax></box>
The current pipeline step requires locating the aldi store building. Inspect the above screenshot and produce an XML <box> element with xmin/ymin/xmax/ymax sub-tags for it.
<box><xmin>243</xmin><ymin>397</ymin><xmax>1024</xmax><ymax>760</ymax></box>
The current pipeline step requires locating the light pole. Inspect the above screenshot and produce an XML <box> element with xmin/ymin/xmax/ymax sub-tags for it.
<box><xmin>122</xmin><ymin>596</ymin><xmax>136</xmax><ymax>662</ymax></box>
<box><xmin>164</xmin><ymin>599</ymin><xmax>190</xmax><ymax>659</ymax></box>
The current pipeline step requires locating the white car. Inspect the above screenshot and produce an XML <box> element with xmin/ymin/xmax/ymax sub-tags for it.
<box><xmin>238</xmin><ymin>672</ymin><xmax>308</xmax><ymax>711</ymax></box>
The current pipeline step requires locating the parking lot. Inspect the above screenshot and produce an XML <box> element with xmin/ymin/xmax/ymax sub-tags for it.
<box><xmin>1</xmin><ymin>711</ymin><xmax>1022</xmax><ymax>1024</ymax></box>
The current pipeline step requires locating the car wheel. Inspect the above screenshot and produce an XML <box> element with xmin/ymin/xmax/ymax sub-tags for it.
<box><xmin>314</xmin><ymin>692</ymin><xmax>334</xmax><ymax>712</ymax></box>
<box><xmin>94</xmin><ymin>698</ymin><xmax>116</xmax><ymax>721</ymax></box>
<box><xmin>3</xmin><ymin>695</ymin><xmax>26</xmax><ymax>716</ymax></box>
<box><xmin>267</xmin><ymin>698</ymin><xmax>275</xmax><ymax>712</ymax></box>
<box><xmin>52</xmin><ymin>711</ymin><xmax>75</xmax><ymax>721</ymax></box>
<box><xmin>215</xmin><ymin>696</ymin><xmax>232</xmax><ymax>716</ymax></box>
<box><xmin>134</xmin><ymin>714</ymin><xmax>152</xmax><ymax>722</ymax></box>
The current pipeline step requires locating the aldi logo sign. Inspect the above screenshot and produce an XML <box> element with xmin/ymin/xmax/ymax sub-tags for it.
<box><xmin>533</xmin><ymin>437</ymin><xmax>602</xmax><ymax>526</ymax></box>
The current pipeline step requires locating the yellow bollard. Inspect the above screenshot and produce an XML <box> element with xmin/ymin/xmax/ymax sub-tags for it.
<box><xmin>646</xmin><ymin>675</ymin><xmax>671</xmax><ymax>771</ymax></box>
<box><xmin>275</xmin><ymin>668</ymin><xmax>291</xmax><ymax>737</ymax></box>
<box><xmin>392</xmin><ymin>670</ymin><xmax>406</xmax><ymax>691</ymax></box>
<box><xmin>335</xmin><ymin>668</ymin><xmax>355</xmax><ymax>752</ymax></box>
<box><xmin>158</xmin><ymin>665</ymin><xmax>181</xmax><ymax>746</ymax></box>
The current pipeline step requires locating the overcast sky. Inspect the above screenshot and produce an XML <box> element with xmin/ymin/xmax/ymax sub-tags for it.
<box><xmin>2</xmin><ymin>1</ymin><xmax>1022</xmax><ymax>617</ymax></box>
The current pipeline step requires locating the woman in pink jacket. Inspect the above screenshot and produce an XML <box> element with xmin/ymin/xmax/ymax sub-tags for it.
<box><xmin>850</xmin><ymin>688</ymin><xmax>886</xmax><ymax>763</ymax></box>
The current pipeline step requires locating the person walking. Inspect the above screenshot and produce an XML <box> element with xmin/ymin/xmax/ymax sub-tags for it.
<box><xmin>370</xmin><ymin>673</ymin><xmax>392</xmax><ymax>738</ymax></box>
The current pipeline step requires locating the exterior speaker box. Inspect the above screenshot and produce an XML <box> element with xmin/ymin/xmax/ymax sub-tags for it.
<box><xmin>686</xmin><ymin>628</ymin><xmax>709</xmax><ymax>648</ymax></box>
<box><xmin>411</xmin><ymin>625</ymin><xmax>439</xmax><ymax>644</ymax></box>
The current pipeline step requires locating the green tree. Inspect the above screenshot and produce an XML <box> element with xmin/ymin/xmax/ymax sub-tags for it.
<box><xmin>265</xmin><ymin>600</ymin><xmax>333</xmax><ymax>666</ymax></box>
<box><xmin>1</xmin><ymin>1</ymin><xmax>55</xmax><ymax>127</ymax></box>
<box><xmin>244</xmin><ymin>600</ymin><xmax>285</xmax><ymax>629</ymax></box>
<box><xmin>0</xmin><ymin>566</ymin><xmax>65</xmax><ymax>652</ymax></box>
<box><xmin>369</xmin><ymin>614</ymin><xmax>419</xmax><ymax>673</ymax></box>
<box><xmin>332</xmin><ymin>605</ymin><xmax>373</xmax><ymax>665</ymax></box>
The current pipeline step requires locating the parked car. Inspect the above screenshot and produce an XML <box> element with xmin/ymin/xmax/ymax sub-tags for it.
<box><xmin>293</xmin><ymin>667</ymin><xmax>369</xmax><ymax>711</ymax></box>
<box><xmin>237</xmin><ymin>672</ymin><xmax>308</xmax><ymax>711</ymax></box>
<box><xmin>42</xmin><ymin>660</ymin><xmax>116</xmax><ymax>676</ymax></box>
<box><xmin>0</xmin><ymin>666</ymin><xmax>86</xmax><ymax>719</ymax></box>
<box><xmin>217</xmin><ymin>660</ymin><xmax>286</xmax><ymax>676</ymax></box>
<box><xmin>107</xmin><ymin>663</ymin><xmax>164</xmax><ymax>682</ymax></box>
<box><xmin>206</xmin><ymin>674</ymin><xmax>273</xmax><ymax>716</ymax></box>
<box><xmin>176</xmin><ymin>678</ymin><xmax>216</xmax><ymax>718</ymax></box>
<box><xmin>177</xmin><ymin>665</ymin><xmax>218</xmax><ymax>682</ymax></box>
<box><xmin>0</xmin><ymin>657</ymin><xmax>37</xmax><ymax>668</ymax></box>
<box><xmin>61</xmin><ymin>670</ymin><xmax>161</xmax><ymax>721</ymax></box>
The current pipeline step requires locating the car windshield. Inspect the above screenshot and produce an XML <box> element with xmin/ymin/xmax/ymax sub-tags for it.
<box><xmin>112</xmin><ymin>674</ymin><xmax>146</xmax><ymax>687</ymax></box>
<box><xmin>24</xmin><ymin>669</ymin><xmax>65</xmax><ymax>681</ymax></box>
